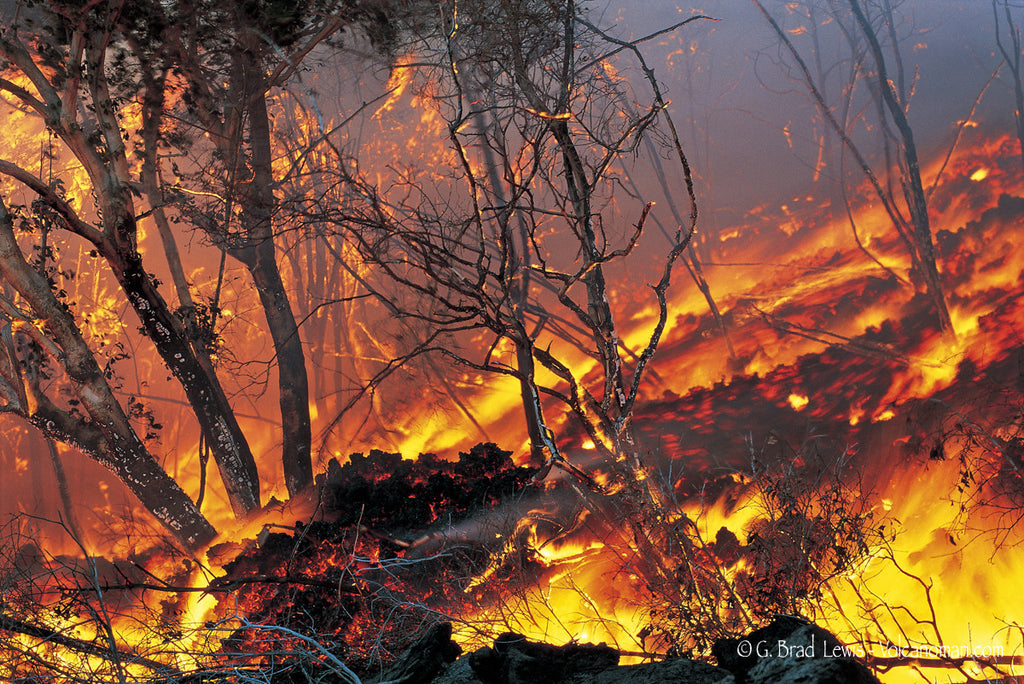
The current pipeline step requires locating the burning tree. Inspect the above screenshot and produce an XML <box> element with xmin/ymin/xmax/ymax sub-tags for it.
<box><xmin>318</xmin><ymin>0</ymin><xmax>703</xmax><ymax>481</ymax></box>
<box><xmin>299</xmin><ymin>0</ymin><xmax>762</xmax><ymax>654</ymax></box>
<box><xmin>0</xmin><ymin>0</ymin><xmax>399</xmax><ymax>547</ymax></box>
<box><xmin>2</xmin><ymin>0</ymin><xmax>1020</xmax><ymax>680</ymax></box>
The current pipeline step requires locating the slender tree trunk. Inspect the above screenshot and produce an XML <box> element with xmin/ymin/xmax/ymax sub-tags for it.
<box><xmin>45</xmin><ymin>438</ymin><xmax>85</xmax><ymax>542</ymax></box>
<box><xmin>514</xmin><ymin>338</ymin><xmax>548</xmax><ymax>463</ymax></box>
<box><xmin>471</xmin><ymin>100</ymin><xmax>547</xmax><ymax>464</ymax></box>
<box><xmin>848</xmin><ymin>0</ymin><xmax>953</xmax><ymax>336</ymax></box>
<box><xmin>231</xmin><ymin>62</ymin><xmax>313</xmax><ymax>497</ymax></box>
<box><xmin>238</xmin><ymin>239</ymin><xmax>314</xmax><ymax>495</ymax></box>
<box><xmin>551</xmin><ymin>121</ymin><xmax>630</xmax><ymax>440</ymax></box>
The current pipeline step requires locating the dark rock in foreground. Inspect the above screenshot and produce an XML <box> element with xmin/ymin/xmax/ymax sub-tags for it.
<box><xmin>466</xmin><ymin>633</ymin><xmax>619</xmax><ymax>683</ymax></box>
<box><xmin>714</xmin><ymin>616</ymin><xmax>879</xmax><ymax>683</ymax></box>
<box><xmin>368</xmin><ymin>616</ymin><xmax>879</xmax><ymax>684</ymax></box>
<box><xmin>366</xmin><ymin>623</ymin><xmax>463</xmax><ymax>684</ymax></box>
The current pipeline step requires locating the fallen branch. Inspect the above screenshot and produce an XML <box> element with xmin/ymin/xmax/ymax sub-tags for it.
<box><xmin>0</xmin><ymin>612</ymin><xmax>174</xmax><ymax>675</ymax></box>
<box><xmin>754</xmin><ymin>305</ymin><xmax>944</xmax><ymax>369</ymax></box>
<box><xmin>209</xmin><ymin>618</ymin><xmax>362</xmax><ymax>684</ymax></box>
<box><xmin>73</xmin><ymin>574</ymin><xmax>363</xmax><ymax>595</ymax></box>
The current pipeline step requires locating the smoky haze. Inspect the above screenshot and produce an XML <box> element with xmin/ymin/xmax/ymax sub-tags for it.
<box><xmin>611</xmin><ymin>1</ymin><xmax>1006</xmax><ymax>234</ymax></box>
<box><xmin>0</xmin><ymin>0</ymin><xmax>1017</xmax><ymax>546</ymax></box>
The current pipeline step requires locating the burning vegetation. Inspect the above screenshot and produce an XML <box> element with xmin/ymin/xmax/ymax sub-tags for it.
<box><xmin>1</xmin><ymin>0</ymin><xmax>1023</xmax><ymax>682</ymax></box>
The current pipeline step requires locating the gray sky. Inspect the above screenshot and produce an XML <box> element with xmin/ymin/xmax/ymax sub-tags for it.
<box><xmin>607</xmin><ymin>1</ymin><xmax>1010</xmax><ymax>233</ymax></box>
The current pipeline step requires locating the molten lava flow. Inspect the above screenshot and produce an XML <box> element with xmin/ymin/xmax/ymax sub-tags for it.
<box><xmin>427</xmin><ymin>126</ymin><xmax>1024</xmax><ymax>682</ymax></box>
<box><xmin>2</xmin><ymin>8</ymin><xmax>1024</xmax><ymax>684</ymax></box>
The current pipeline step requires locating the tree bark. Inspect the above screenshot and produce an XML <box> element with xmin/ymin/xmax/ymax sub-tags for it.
<box><xmin>235</xmin><ymin>238</ymin><xmax>314</xmax><ymax>496</ymax></box>
<box><xmin>230</xmin><ymin>59</ymin><xmax>313</xmax><ymax>497</ymax></box>
<box><xmin>134</xmin><ymin>61</ymin><xmax>263</xmax><ymax>516</ymax></box>
<box><xmin>102</xmin><ymin>239</ymin><xmax>262</xmax><ymax>517</ymax></box>
<box><xmin>0</xmin><ymin>200</ymin><xmax>217</xmax><ymax>550</ymax></box>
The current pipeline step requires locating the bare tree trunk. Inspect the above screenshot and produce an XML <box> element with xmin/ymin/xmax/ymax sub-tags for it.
<box><xmin>848</xmin><ymin>0</ymin><xmax>953</xmax><ymax>336</ymax></box>
<box><xmin>549</xmin><ymin>120</ymin><xmax>631</xmax><ymax>449</ymax></box>
<box><xmin>0</xmin><ymin>200</ymin><xmax>217</xmax><ymax>550</ymax></box>
<box><xmin>230</xmin><ymin>62</ymin><xmax>313</xmax><ymax>497</ymax></box>
<box><xmin>45</xmin><ymin>439</ymin><xmax>84</xmax><ymax>543</ymax></box>
<box><xmin>236</xmin><ymin>240</ymin><xmax>314</xmax><ymax>496</ymax></box>
<box><xmin>136</xmin><ymin>29</ymin><xmax>313</xmax><ymax>501</ymax></box>
<box><xmin>994</xmin><ymin>0</ymin><xmax>1024</xmax><ymax>174</ymax></box>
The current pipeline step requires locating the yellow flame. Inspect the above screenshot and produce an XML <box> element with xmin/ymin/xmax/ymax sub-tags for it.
<box><xmin>787</xmin><ymin>393</ymin><xmax>809</xmax><ymax>410</ymax></box>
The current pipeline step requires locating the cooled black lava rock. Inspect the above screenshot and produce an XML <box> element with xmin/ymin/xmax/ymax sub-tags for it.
<box><xmin>367</xmin><ymin>622</ymin><xmax>464</xmax><ymax>684</ymax></box>
<box><xmin>467</xmin><ymin>632</ymin><xmax>620</xmax><ymax>684</ymax></box>
<box><xmin>430</xmin><ymin>630</ymin><xmax>734</xmax><ymax>684</ymax></box>
<box><xmin>319</xmin><ymin>443</ymin><xmax>536</xmax><ymax>532</ymax></box>
<box><xmin>423</xmin><ymin>618</ymin><xmax>877</xmax><ymax>683</ymax></box>
<box><xmin>713</xmin><ymin>616</ymin><xmax>879</xmax><ymax>684</ymax></box>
